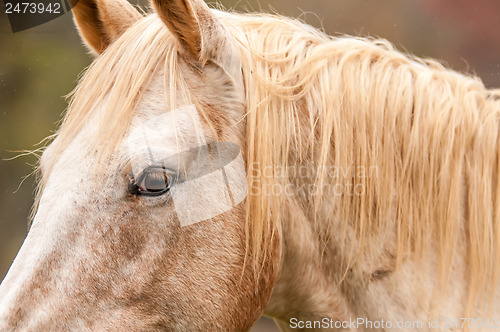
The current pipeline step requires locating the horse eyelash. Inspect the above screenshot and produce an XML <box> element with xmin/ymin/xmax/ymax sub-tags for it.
<box><xmin>127</xmin><ymin>172</ymin><xmax>140</xmax><ymax>196</ymax></box>
<box><xmin>126</xmin><ymin>167</ymin><xmax>177</xmax><ymax>197</ymax></box>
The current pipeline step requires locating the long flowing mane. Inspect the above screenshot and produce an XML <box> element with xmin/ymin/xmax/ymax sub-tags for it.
<box><xmin>229</xmin><ymin>12</ymin><xmax>500</xmax><ymax>313</ymax></box>
<box><xmin>43</xmin><ymin>9</ymin><xmax>500</xmax><ymax>314</ymax></box>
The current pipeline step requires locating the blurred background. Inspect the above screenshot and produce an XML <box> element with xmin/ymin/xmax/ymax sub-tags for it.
<box><xmin>0</xmin><ymin>0</ymin><xmax>499</xmax><ymax>331</ymax></box>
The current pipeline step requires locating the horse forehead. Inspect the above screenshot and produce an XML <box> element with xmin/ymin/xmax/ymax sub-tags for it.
<box><xmin>124</xmin><ymin>104</ymin><xmax>209</xmax><ymax>172</ymax></box>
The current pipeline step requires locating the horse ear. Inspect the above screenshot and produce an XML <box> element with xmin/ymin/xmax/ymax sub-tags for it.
<box><xmin>71</xmin><ymin>0</ymin><xmax>143</xmax><ymax>54</ymax></box>
<box><xmin>151</xmin><ymin>0</ymin><xmax>236</xmax><ymax>67</ymax></box>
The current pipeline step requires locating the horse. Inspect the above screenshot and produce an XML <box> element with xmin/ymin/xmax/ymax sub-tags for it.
<box><xmin>1</xmin><ymin>0</ymin><xmax>500</xmax><ymax>330</ymax></box>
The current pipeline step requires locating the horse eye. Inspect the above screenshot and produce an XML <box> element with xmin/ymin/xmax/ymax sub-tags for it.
<box><xmin>136</xmin><ymin>167</ymin><xmax>171</xmax><ymax>196</ymax></box>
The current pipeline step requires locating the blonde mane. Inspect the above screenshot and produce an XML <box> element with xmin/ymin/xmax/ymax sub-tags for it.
<box><xmin>44</xmin><ymin>9</ymin><xmax>500</xmax><ymax>314</ymax></box>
